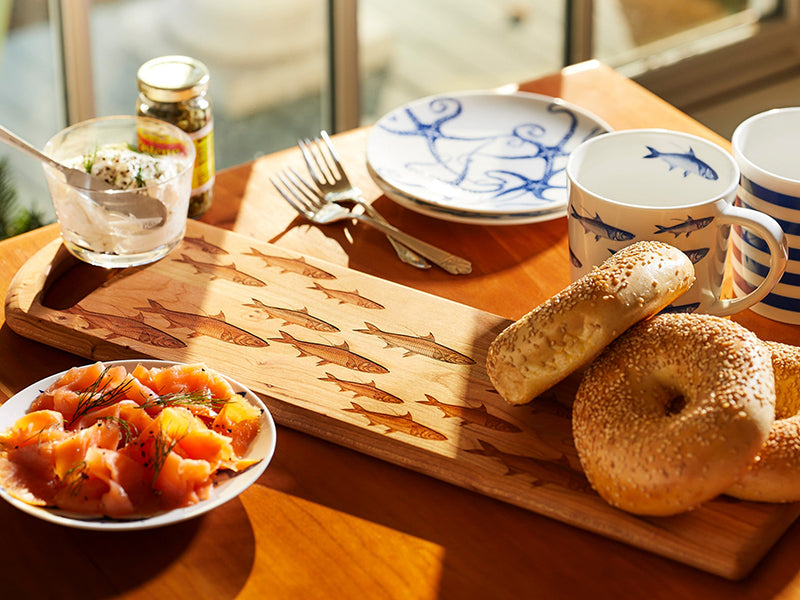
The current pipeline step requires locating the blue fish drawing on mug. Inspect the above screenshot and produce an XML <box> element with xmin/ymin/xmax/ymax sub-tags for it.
<box><xmin>653</xmin><ymin>215</ymin><xmax>714</xmax><ymax>238</ymax></box>
<box><xmin>570</xmin><ymin>207</ymin><xmax>635</xmax><ymax>242</ymax></box>
<box><xmin>643</xmin><ymin>146</ymin><xmax>718</xmax><ymax>180</ymax></box>
<box><xmin>683</xmin><ymin>248</ymin><xmax>710</xmax><ymax>264</ymax></box>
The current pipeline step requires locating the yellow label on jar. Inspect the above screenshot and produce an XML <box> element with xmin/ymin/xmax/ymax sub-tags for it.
<box><xmin>136</xmin><ymin>128</ymin><xmax>185</xmax><ymax>156</ymax></box>
<box><xmin>190</xmin><ymin>124</ymin><xmax>215</xmax><ymax>191</ymax></box>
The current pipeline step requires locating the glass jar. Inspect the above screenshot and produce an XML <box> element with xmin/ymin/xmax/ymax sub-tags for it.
<box><xmin>136</xmin><ymin>55</ymin><xmax>215</xmax><ymax>219</ymax></box>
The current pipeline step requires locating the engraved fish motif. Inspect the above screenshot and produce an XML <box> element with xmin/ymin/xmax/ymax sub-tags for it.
<box><xmin>569</xmin><ymin>207</ymin><xmax>635</xmax><ymax>242</ymax></box>
<box><xmin>244</xmin><ymin>298</ymin><xmax>339</xmax><ymax>332</ymax></box>
<box><xmin>643</xmin><ymin>145</ymin><xmax>718</xmax><ymax>180</ymax></box>
<box><xmin>418</xmin><ymin>394</ymin><xmax>521</xmax><ymax>432</ymax></box>
<box><xmin>308</xmin><ymin>282</ymin><xmax>385</xmax><ymax>309</ymax></box>
<box><xmin>244</xmin><ymin>247</ymin><xmax>335</xmax><ymax>279</ymax></box>
<box><xmin>320</xmin><ymin>372</ymin><xmax>403</xmax><ymax>403</ymax></box>
<box><xmin>653</xmin><ymin>216</ymin><xmax>714</xmax><ymax>238</ymax></box>
<box><xmin>136</xmin><ymin>299</ymin><xmax>269</xmax><ymax>347</ymax></box>
<box><xmin>183</xmin><ymin>236</ymin><xmax>229</xmax><ymax>255</ymax></box>
<box><xmin>64</xmin><ymin>305</ymin><xmax>186</xmax><ymax>349</ymax></box>
<box><xmin>174</xmin><ymin>254</ymin><xmax>266</xmax><ymax>287</ymax></box>
<box><xmin>354</xmin><ymin>322</ymin><xmax>475</xmax><ymax>365</ymax></box>
<box><xmin>529</xmin><ymin>395</ymin><xmax>572</xmax><ymax>420</ymax></box>
<box><xmin>270</xmin><ymin>330</ymin><xmax>388</xmax><ymax>374</ymax></box>
<box><xmin>467</xmin><ymin>439</ymin><xmax>591</xmax><ymax>492</ymax></box>
<box><xmin>345</xmin><ymin>402</ymin><xmax>447</xmax><ymax>441</ymax></box>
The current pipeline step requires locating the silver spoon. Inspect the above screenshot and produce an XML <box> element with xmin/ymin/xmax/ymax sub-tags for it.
<box><xmin>0</xmin><ymin>124</ymin><xmax>168</xmax><ymax>227</ymax></box>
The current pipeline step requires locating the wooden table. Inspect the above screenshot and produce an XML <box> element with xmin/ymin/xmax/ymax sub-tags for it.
<box><xmin>3</xmin><ymin>61</ymin><xmax>800</xmax><ymax>599</ymax></box>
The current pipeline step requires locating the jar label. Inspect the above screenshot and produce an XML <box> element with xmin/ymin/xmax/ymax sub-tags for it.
<box><xmin>189</xmin><ymin>122</ymin><xmax>215</xmax><ymax>192</ymax></box>
<box><xmin>136</xmin><ymin>128</ymin><xmax>186</xmax><ymax>155</ymax></box>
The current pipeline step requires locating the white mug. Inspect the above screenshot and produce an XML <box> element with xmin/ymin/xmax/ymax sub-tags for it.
<box><xmin>732</xmin><ymin>108</ymin><xmax>800</xmax><ymax>324</ymax></box>
<box><xmin>567</xmin><ymin>128</ymin><xmax>787</xmax><ymax>316</ymax></box>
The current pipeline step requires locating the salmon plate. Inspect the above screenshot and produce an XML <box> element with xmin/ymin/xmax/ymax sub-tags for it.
<box><xmin>0</xmin><ymin>360</ymin><xmax>275</xmax><ymax>530</ymax></box>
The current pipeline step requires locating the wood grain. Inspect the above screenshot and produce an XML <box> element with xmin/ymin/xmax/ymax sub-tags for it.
<box><xmin>5</xmin><ymin>219</ymin><xmax>800</xmax><ymax>580</ymax></box>
<box><xmin>4</xmin><ymin>62</ymin><xmax>800</xmax><ymax>599</ymax></box>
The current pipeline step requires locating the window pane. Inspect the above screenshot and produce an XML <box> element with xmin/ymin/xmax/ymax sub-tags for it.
<box><xmin>359</xmin><ymin>0</ymin><xmax>567</xmax><ymax>123</ymax></box>
<box><xmin>0</xmin><ymin>2</ymin><xmax>60</xmax><ymax>227</ymax></box>
<box><xmin>90</xmin><ymin>0</ymin><xmax>328</xmax><ymax>166</ymax></box>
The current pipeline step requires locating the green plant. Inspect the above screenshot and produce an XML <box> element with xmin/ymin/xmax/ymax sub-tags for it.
<box><xmin>0</xmin><ymin>157</ymin><xmax>46</xmax><ymax>239</ymax></box>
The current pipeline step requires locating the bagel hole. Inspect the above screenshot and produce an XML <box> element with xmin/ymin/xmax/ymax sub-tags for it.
<box><xmin>664</xmin><ymin>394</ymin><xmax>687</xmax><ymax>416</ymax></box>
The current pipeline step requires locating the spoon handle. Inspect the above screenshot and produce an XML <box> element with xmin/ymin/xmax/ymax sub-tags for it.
<box><xmin>0</xmin><ymin>125</ymin><xmax>65</xmax><ymax>172</ymax></box>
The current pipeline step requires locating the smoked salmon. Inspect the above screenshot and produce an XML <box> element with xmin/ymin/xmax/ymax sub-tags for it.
<box><xmin>0</xmin><ymin>362</ymin><xmax>263</xmax><ymax>518</ymax></box>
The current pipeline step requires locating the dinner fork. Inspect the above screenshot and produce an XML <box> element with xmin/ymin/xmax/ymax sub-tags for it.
<box><xmin>272</xmin><ymin>169</ymin><xmax>472</xmax><ymax>275</ymax></box>
<box><xmin>298</xmin><ymin>131</ymin><xmax>431</xmax><ymax>269</ymax></box>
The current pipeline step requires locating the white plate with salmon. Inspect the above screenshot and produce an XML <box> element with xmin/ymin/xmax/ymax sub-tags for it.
<box><xmin>0</xmin><ymin>360</ymin><xmax>276</xmax><ymax>530</ymax></box>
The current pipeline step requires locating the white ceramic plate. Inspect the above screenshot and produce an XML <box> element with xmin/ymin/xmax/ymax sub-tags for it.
<box><xmin>0</xmin><ymin>359</ymin><xmax>276</xmax><ymax>531</ymax></box>
<box><xmin>368</xmin><ymin>163</ymin><xmax>567</xmax><ymax>226</ymax></box>
<box><xmin>366</xmin><ymin>90</ymin><xmax>611</xmax><ymax>223</ymax></box>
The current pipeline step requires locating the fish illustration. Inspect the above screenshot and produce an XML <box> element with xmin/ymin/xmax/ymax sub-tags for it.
<box><xmin>653</xmin><ymin>215</ymin><xmax>714</xmax><ymax>238</ymax></box>
<box><xmin>569</xmin><ymin>207</ymin><xmax>635</xmax><ymax>242</ymax></box>
<box><xmin>182</xmin><ymin>236</ymin><xmax>229</xmax><ymax>255</ymax></box>
<box><xmin>65</xmin><ymin>305</ymin><xmax>186</xmax><ymax>349</ymax></box>
<box><xmin>529</xmin><ymin>394</ymin><xmax>572</xmax><ymax>420</ymax></box>
<box><xmin>244</xmin><ymin>247</ymin><xmax>336</xmax><ymax>279</ymax></box>
<box><xmin>467</xmin><ymin>439</ymin><xmax>591</xmax><ymax>492</ymax></box>
<box><xmin>417</xmin><ymin>394</ymin><xmax>521</xmax><ymax>432</ymax></box>
<box><xmin>174</xmin><ymin>254</ymin><xmax>266</xmax><ymax>287</ymax></box>
<box><xmin>244</xmin><ymin>298</ymin><xmax>339</xmax><ymax>332</ymax></box>
<box><xmin>345</xmin><ymin>402</ymin><xmax>447</xmax><ymax>441</ymax></box>
<box><xmin>309</xmin><ymin>282</ymin><xmax>385</xmax><ymax>309</ymax></box>
<box><xmin>568</xmin><ymin>247</ymin><xmax>582</xmax><ymax>269</ymax></box>
<box><xmin>270</xmin><ymin>330</ymin><xmax>388</xmax><ymax>374</ymax></box>
<box><xmin>354</xmin><ymin>322</ymin><xmax>475</xmax><ymax>365</ymax></box>
<box><xmin>643</xmin><ymin>145</ymin><xmax>718</xmax><ymax>180</ymax></box>
<box><xmin>320</xmin><ymin>372</ymin><xmax>403</xmax><ymax>403</ymax></box>
<box><xmin>683</xmin><ymin>248</ymin><xmax>710</xmax><ymax>264</ymax></box>
<box><xmin>136</xmin><ymin>300</ymin><xmax>270</xmax><ymax>347</ymax></box>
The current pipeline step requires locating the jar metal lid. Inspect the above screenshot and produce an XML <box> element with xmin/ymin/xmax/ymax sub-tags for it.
<box><xmin>137</xmin><ymin>55</ymin><xmax>209</xmax><ymax>103</ymax></box>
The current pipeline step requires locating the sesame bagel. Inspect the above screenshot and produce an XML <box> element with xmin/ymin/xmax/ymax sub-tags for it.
<box><xmin>573</xmin><ymin>313</ymin><xmax>775</xmax><ymax>516</ymax></box>
<box><xmin>486</xmin><ymin>241</ymin><xmax>695</xmax><ymax>406</ymax></box>
<box><xmin>726</xmin><ymin>341</ymin><xmax>800</xmax><ymax>503</ymax></box>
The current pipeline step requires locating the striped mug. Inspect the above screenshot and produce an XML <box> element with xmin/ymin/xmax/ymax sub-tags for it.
<box><xmin>732</xmin><ymin>108</ymin><xmax>800</xmax><ymax>324</ymax></box>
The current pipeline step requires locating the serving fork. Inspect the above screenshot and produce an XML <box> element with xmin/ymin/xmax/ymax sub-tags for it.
<box><xmin>298</xmin><ymin>131</ymin><xmax>430</xmax><ymax>269</ymax></box>
<box><xmin>272</xmin><ymin>169</ymin><xmax>472</xmax><ymax>275</ymax></box>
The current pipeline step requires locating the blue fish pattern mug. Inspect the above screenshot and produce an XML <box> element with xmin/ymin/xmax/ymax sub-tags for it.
<box><xmin>567</xmin><ymin>129</ymin><xmax>787</xmax><ymax>316</ymax></box>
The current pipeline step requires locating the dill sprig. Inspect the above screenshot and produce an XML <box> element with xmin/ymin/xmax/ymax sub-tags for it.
<box><xmin>68</xmin><ymin>368</ymin><xmax>135</xmax><ymax>427</ymax></box>
<box><xmin>64</xmin><ymin>461</ymin><xmax>88</xmax><ymax>496</ymax></box>
<box><xmin>139</xmin><ymin>391</ymin><xmax>230</xmax><ymax>411</ymax></box>
<box><xmin>96</xmin><ymin>415</ymin><xmax>138</xmax><ymax>446</ymax></box>
<box><xmin>150</xmin><ymin>427</ymin><xmax>185</xmax><ymax>489</ymax></box>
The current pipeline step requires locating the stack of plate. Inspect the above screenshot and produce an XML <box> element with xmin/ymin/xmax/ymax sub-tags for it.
<box><xmin>366</xmin><ymin>90</ymin><xmax>612</xmax><ymax>225</ymax></box>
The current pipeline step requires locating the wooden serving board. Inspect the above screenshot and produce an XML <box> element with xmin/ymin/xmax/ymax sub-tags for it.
<box><xmin>5</xmin><ymin>219</ymin><xmax>799</xmax><ymax>579</ymax></box>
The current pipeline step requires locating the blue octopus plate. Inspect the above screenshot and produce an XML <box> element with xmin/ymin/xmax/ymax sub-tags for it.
<box><xmin>366</xmin><ymin>90</ymin><xmax>612</xmax><ymax>223</ymax></box>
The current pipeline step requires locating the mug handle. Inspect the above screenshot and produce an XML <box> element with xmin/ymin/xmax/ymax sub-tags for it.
<box><xmin>711</xmin><ymin>205</ymin><xmax>788</xmax><ymax>317</ymax></box>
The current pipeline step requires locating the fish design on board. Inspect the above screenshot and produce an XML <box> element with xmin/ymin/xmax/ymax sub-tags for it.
<box><xmin>417</xmin><ymin>394</ymin><xmax>521</xmax><ymax>433</ymax></box>
<box><xmin>569</xmin><ymin>207</ymin><xmax>635</xmax><ymax>242</ymax></box>
<box><xmin>320</xmin><ymin>372</ymin><xmax>403</xmax><ymax>403</ymax></box>
<box><xmin>653</xmin><ymin>215</ymin><xmax>714</xmax><ymax>238</ymax></box>
<box><xmin>467</xmin><ymin>439</ymin><xmax>591</xmax><ymax>492</ymax></box>
<box><xmin>309</xmin><ymin>282</ymin><xmax>385</xmax><ymax>309</ymax></box>
<box><xmin>244</xmin><ymin>247</ymin><xmax>336</xmax><ymax>279</ymax></box>
<box><xmin>244</xmin><ymin>298</ymin><xmax>339</xmax><ymax>332</ymax></box>
<box><xmin>643</xmin><ymin>145</ymin><xmax>718</xmax><ymax>180</ymax></box>
<box><xmin>354</xmin><ymin>322</ymin><xmax>475</xmax><ymax>365</ymax></box>
<box><xmin>182</xmin><ymin>236</ymin><xmax>229</xmax><ymax>255</ymax></box>
<box><xmin>64</xmin><ymin>305</ymin><xmax>186</xmax><ymax>349</ymax></box>
<box><xmin>174</xmin><ymin>254</ymin><xmax>266</xmax><ymax>287</ymax></box>
<box><xmin>270</xmin><ymin>330</ymin><xmax>388</xmax><ymax>374</ymax></box>
<box><xmin>345</xmin><ymin>402</ymin><xmax>447</xmax><ymax>441</ymax></box>
<box><xmin>136</xmin><ymin>299</ymin><xmax>270</xmax><ymax>347</ymax></box>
